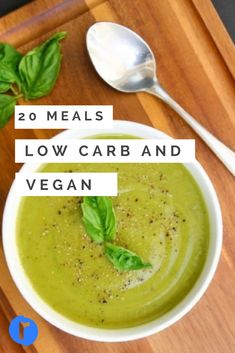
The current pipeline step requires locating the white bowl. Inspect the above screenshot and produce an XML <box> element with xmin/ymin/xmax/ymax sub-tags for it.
<box><xmin>2</xmin><ymin>120</ymin><xmax>222</xmax><ymax>342</ymax></box>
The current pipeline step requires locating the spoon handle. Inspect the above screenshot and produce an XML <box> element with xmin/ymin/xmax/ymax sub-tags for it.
<box><xmin>147</xmin><ymin>84</ymin><xmax>235</xmax><ymax>176</ymax></box>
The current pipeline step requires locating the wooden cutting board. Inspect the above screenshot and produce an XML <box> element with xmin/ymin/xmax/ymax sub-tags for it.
<box><xmin>0</xmin><ymin>0</ymin><xmax>234</xmax><ymax>352</ymax></box>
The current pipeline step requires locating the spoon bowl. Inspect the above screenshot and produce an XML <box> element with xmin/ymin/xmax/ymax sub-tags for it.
<box><xmin>86</xmin><ymin>22</ymin><xmax>157</xmax><ymax>92</ymax></box>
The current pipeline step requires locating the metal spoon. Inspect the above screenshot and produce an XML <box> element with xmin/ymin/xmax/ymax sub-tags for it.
<box><xmin>86</xmin><ymin>22</ymin><xmax>235</xmax><ymax>175</ymax></box>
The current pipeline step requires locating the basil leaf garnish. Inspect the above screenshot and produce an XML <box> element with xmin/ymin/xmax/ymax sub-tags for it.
<box><xmin>105</xmin><ymin>243</ymin><xmax>152</xmax><ymax>271</ymax></box>
<box><xmin>81</xmin><ymin>196</ymin><xmax>152</xmax><ymax>272</ymax></box>
<box><xmin>81</xmin><ymin>196</ymin><xmax>116</xmax><ymax>243</ymax></box>
<box><xmin>0</xmin><ymin>43</ymin><xmax>22</xmax><ymax>93</ymax></box>
<box><xmin>19</xmin><ymin>31</ymin><xmax>67</xmax><ymax>100</ymax></box>
<box><xmin>0</xmin><ymin>94</ymin><xmax>18</xmax><ymax>127</ymax></box>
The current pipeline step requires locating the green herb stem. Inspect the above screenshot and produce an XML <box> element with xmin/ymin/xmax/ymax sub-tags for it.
<box><xmin>10</xmin><ymin>85</ymin><xmax>19</xmax><ymax>96</ymax></box>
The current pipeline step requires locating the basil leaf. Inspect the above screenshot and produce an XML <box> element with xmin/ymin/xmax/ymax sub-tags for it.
<box><xmin>0</xmin><ymin>62</ymin><xmax>17</xmax><ymax>82</ymax></box>
<box><xmin>19</xmin><ymin>31</ymin><xmax>67</xmax><ymax>100</ymax></box>
<box><xmin>0</xmin><ymin>81</ymin><xmax>11</xmax><ymax>93</ymax></box>
<box><xmin>0</xmin><ymin>94</ymin><xmax>17</xmax><ymax>128</ymax></box>
<box><xmin>105</xmin><ymin>243</ymin><xmax>152</xmax><ymax>271</ymax></box>
<box><xmin>0</xmin><ymin>43</ymin><xmax>22</xmax><ymax>64</ymax></box>
<box><xmin>81</xmin><ymin>196</ymin><xmax>116</xmax><ymax>243</ymax></box>
<box><xmin>0</xmin><ymin>43</ymin><xmax>22</xmax><ymax>92</ymax></box>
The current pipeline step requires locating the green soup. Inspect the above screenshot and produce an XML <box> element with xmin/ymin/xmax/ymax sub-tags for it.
<box><xmin>17</xmin><ymin>135</ymin><xmax>209</xmax><ymax>329</ymax></box>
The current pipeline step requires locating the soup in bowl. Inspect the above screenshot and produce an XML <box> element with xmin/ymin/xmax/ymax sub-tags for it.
<box><xmin>2</xmin><ymin>120</ymin><xmax>222</xmax><ymax>341</ymax></box>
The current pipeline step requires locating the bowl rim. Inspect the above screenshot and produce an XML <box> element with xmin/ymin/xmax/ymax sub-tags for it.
<box><xmin>2</xmin><ymin>120</ymin><xmax>223</xmax><ymax>342</ymax></box>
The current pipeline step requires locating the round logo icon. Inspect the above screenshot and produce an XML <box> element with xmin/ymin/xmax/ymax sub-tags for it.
<box><xmin>9</xmin><ymin>315</ymin><xmax>38</xmax><ymax>346</ymax></box>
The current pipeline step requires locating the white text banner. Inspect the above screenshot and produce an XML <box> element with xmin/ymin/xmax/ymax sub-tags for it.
<box><xmin>15</xmin><ymin>105</ymin><xmax>113</xmax><ymax>129</ymax></box>
<box><xmin>15</xmin><ymin>139</ymin><xmax>195</xmax><ymax>163</ymax></box>
<box><xmin>14</xmin><ymin>172</ymin><xmax>117</xmax><ymax>196</ymax></box>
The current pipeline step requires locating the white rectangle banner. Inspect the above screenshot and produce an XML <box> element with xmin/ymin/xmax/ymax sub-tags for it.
<box><xmin>14</xmin><ymin>105</ymin><xmax>113</xmax><ymax>129</ymax></box>
<box><xmin>15</xmin><ymin>172</ymin><xmax>118</xmax><ymax>196</ymax></box>
<box><xmin>15</xmin><ymin>139</ymin><xmax>195</xmax><ymax>163</ymax></box>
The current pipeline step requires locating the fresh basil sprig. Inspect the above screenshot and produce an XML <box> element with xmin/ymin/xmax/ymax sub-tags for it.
<box><xmin>0</xmin><ymin>31</ymin><xmax>67</xmax><ymax>128</ymax></box>
<box><xmin>81</xmin><ymin>196</ymin><xmax>152</xmax><ymax>271</ymax></box>
<box><xmin>105</xmin><ymin>243</ymin><xmax>152</xmax><ymax>271</ymax></box>
<box><xmin>81</xmin><ymin>196</ymin><xmax>116</xmax><ymax>243</ymax></box>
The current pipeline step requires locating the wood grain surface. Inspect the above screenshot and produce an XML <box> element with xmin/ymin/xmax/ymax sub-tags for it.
<box><xmin>0</xmin><ymin>0</ymin><xmax>234</xmax><ymax>352</ymax></box>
